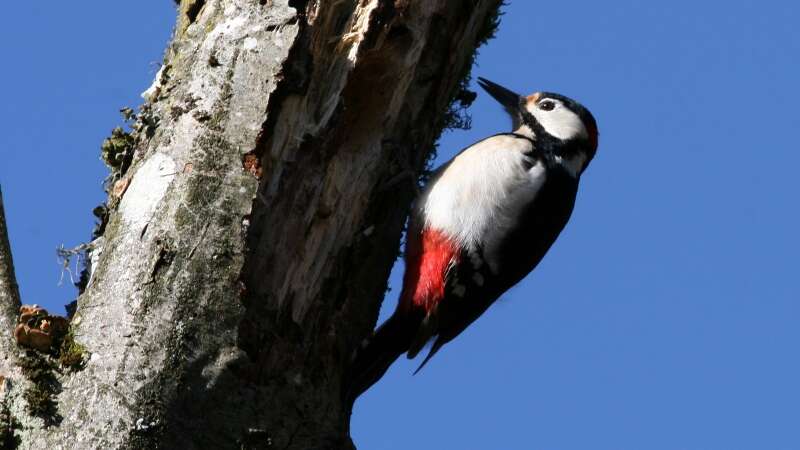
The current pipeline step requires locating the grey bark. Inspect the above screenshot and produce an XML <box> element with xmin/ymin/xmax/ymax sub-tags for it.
<box><xmin>0</xmin><ymin>0</ymin><xmax>502</xmax><ymax>448</ymax></box>
<box><xmin>0</xmin><ymin>187</ymin><xmax>21</xmax><ymax>374</ymax></box>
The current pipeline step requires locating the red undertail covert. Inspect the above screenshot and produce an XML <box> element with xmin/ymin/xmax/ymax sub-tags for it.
<box><xmin>400</xmin><ymin>227</ymin><xmax>460</xmax><ymax>313</ymax></box>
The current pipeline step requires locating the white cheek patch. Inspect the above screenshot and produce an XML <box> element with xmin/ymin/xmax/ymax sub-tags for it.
<box><xmin>531</xmin><ymin>105</ymin><xmax>588</xmax><ymax>142</ymax></box>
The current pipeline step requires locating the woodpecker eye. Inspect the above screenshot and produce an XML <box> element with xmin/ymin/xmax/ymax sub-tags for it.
<box><xmin>539</xmin><ymin>100</ymin><xmax>556</xmax><ymax>111</ymax></box>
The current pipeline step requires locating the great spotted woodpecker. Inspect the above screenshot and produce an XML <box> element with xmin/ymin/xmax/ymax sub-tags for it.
<box><xmin>347</xmin><ymin>77</ymin><xmax>598</xmax><ymax>402</ymax></box>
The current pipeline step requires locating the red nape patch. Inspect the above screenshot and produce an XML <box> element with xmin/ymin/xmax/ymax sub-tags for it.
<box><xmin>586</xmin><ymin>121</ymin><xmax>599</xmax><ymax>152</ymax></box>
<box><xmin>399</xmin><ymin>227</ymin><xmax>460</xmax><ymax>313</ymax></box>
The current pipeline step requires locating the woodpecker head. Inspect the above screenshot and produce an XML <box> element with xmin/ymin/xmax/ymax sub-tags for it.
<box><xmin>477</xmin><ymin>77</ymin><xmax>598</xmax><ymax>176</ymax></box>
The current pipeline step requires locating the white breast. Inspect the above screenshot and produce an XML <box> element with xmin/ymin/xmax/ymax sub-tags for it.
<box><xmin>419</xmin><ymin>134</ymin><xmax>547</xmax><ymax>255</ymax></box>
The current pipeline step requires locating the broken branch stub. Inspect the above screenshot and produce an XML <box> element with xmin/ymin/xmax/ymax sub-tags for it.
<box><xmin>13</xmin><ymin>306</ymin><xmax>69</xmax><ymax>354</ymax></box>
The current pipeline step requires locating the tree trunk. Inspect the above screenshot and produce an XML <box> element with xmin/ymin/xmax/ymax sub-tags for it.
<box><xmin>0</xmin><ymin>0</ymin><xmax>501</xmax><ymax>448</ymax></box>
<box><xmin>0</xmin><ymin>187</ymin><xmax>21</xmax><ymax>376</ymax></box>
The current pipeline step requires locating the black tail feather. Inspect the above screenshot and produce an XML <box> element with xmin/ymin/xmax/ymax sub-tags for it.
<box><xmin>344</xmin><ymin>311</ymin><xmax>421</xmax><ymax>405</ymax></box>
<box><xmin>406</xmin><ymin>309</ymin><xmax>438</xmax><ymax>359</ymax></box>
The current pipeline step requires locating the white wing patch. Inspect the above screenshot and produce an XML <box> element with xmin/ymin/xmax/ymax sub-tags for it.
<box><xmin>554</xmin><ymin>153</ymin><xmax>587</xmax><ymax>178</ymax></box>
<box><xmin>420</xmin><ymin>135</ymin><xmax>547</xmax><ymax>265</ymax></box>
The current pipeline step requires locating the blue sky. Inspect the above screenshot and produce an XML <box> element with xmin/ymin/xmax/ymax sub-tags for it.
<box><xmin>1</xmin><ymin>2</ymin><xmax>799</xmax><ymax>449</ymax></box>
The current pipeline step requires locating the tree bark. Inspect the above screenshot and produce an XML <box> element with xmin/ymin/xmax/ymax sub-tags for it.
<box><xmin>0</xmin><ymin>187</ymin><xmax>21</xmax><ymax>375</ymax></box>
<box><xmin>0</xmin><ymin>0</ymin><xmax>502</xmax><ymax>448</ymax></box>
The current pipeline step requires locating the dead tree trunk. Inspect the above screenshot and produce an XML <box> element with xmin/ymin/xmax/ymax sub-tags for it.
<box><xmin>0</xmin><ymin>0</ymin><xmax>502</xmax><ymax>448</ymax></box>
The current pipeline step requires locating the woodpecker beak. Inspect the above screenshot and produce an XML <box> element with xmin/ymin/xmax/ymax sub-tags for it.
<box><xmin>477</xmin><ymin>77</ymin><xmax>522</xmax><ymax>114</ymax></box>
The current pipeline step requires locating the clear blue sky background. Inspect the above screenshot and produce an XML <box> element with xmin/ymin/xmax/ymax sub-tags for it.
<box><xmin>1</xmin><ymin>1</ymin><xmax>799</xmax><ymax>449</ymax></box>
